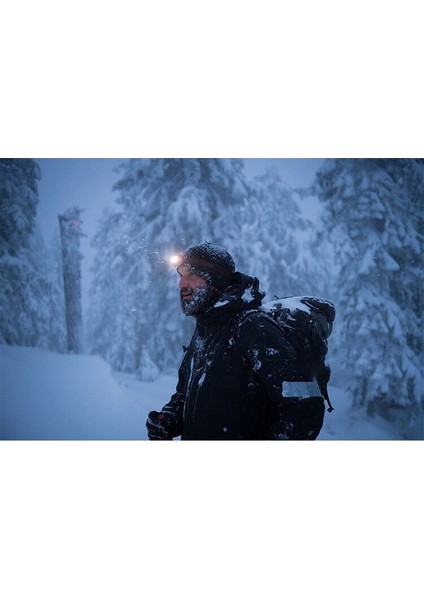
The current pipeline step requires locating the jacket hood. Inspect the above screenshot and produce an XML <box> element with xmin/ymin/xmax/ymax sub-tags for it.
<box><xmin>197</xmin><ymin>271</ymin><xmax>265</xmax><ymax>323</ymax></box>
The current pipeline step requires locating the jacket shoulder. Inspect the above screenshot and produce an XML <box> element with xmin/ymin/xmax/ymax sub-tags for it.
<box><xmin>232</xmin><ymin>308</ymin><xmax>286</xmax><ymax>343</ymax></box>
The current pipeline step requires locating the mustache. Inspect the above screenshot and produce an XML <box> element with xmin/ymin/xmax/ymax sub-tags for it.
<box><xmin>180</xmin><ymin>287</ymin><xmax>194</xmax><ymax>299</ymax></box>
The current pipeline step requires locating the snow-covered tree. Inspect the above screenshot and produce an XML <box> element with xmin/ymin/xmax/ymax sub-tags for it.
<box><xmin>87</xmin><ymin>159</ymin><xmax>250</xmax><ymax>376</ymax></box>
<box><xmin>0</xmin><ymin>159</ymin><xmax>51</xmax><ymax>347</ymax></box>
<box><xmin>315</xmin><ymin>159</ymin><xmax>424</xmax><ymax>429</ymax></box>
<box><xmin>237</xmin><ymin>167</ymin><xmax>304</xmax><ymax>296</ymax></box>
<box><xmin>241</xmin><ymin>167</ymin><xmax>334</xmax><ymax>300</ymax></box>
<box><xmin>291</xmin><ymin>186</ymin><xmax>337</xmax><ymax>301</ymax></box>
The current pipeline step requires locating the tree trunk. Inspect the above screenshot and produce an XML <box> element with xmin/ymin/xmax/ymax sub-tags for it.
<box><xmin>58</xmin><ymin>208</ymin><xmax>83</xmax><ymax>353</ymax></box>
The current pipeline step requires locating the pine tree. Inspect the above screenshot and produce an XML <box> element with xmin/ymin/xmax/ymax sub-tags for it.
<box><xmin>242</xmin><ymin>167</ymin><xmax>331</xmax><ymax>300</ymax></box>
<box><xmin>46</xmin><ymin>230</ymin><xmax>67</xmax><ymax>353</ymax></box>
<box><xmin>237</xmin><ymin>167</ymin><xmax>301</xmax><ymax>296</ymax></box>
<box><xmin>0</xmin><ymin>158</ymin><xmax>50</xmax><ymax>347</ymax></box>
<box><xmin>316</xmin><ymin>159</ymin><xmax>424</xmax><ymax>431</ymax></box>
<box><xmin>87</xmin><ymin>159</ymin><xmax>250</xmax><ymax>377</ymax></box>
<box><xmin>25</xmin><ymin>228</ymin><xmax>51</xmax><ymax>348</ymax></box>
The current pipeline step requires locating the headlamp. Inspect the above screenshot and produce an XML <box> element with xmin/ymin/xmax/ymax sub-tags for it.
<box><xmin>169</xmin><ymin>254</ymin><xmax>183</xmax><ymax>267</ymax></box>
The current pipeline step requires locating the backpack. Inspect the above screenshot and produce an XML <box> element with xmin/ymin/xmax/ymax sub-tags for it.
<box><xmin>260</xmin><ymin>296</ymin><xmax>336</xmax><ymax>413</ymax></box>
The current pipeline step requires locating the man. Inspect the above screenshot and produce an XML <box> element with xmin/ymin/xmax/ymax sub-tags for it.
<box><xmin>146</xmin><ymin>242</ymin><xmax>325</xmax><ymax>440</ymax></box>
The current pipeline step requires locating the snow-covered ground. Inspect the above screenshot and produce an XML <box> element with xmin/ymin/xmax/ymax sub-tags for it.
<box><xmin>1</xmin><ymin>344</ymin><xmax>419</xmax><ymax>440</ymax></box>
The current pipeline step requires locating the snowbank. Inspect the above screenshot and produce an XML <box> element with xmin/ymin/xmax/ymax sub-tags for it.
<box><xmin>0</xmin><ymin>344</ymin><xmax>175</xmax><ymax>440</ymax></box>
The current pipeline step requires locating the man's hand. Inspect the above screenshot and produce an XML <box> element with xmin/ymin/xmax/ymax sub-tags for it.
<box><xmin>146</xmin><ymin>411</ymin><xmax>172</xmax><ymax>440</ymax></box>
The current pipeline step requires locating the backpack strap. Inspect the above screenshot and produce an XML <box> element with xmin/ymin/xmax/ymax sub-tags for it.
<box><xmin>316</xmin><ymin>364</ymin><xmax>335</xmax><ymax>413</ymax></box>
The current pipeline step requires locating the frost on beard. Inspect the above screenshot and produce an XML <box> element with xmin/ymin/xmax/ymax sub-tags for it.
<box><xmin>180</xmin><ymin>285</ymin><xmax>217</xmax><ymax>316</ymax></box>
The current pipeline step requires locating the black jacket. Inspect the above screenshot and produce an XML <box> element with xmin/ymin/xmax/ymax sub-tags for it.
<box><xmin>161</xmin><ymin>273</ymin><xmax>325</xmax><ymax>440</ymax></box>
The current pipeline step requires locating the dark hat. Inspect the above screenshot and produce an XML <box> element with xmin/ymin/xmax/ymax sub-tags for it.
<box><xmin>181</xmin><ymin>242</ymin><xmax>236</xmax><ymax>290</ymax></box>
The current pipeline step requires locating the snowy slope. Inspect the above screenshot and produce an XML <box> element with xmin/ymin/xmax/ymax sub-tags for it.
<box><xmin>0</xmin><ymin>344</ymin><xmax>417</xmax><ymax>440</ymax></box>
<box><xmin>0</xmin><ymin>344</ymin><xmax>174</xmax><ymax>440</ymax></box>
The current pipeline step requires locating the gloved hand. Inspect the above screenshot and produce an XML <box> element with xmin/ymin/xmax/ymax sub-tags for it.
<box><xmin>146</xmin><ymin>411</ymin><xmax>172</xmax><ymax>440</ymax></box>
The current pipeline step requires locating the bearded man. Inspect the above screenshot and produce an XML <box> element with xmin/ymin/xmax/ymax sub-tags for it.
<box><xmin>146</xmin><ymin>242</ymin><xmax>325</xmax><ymax>440</ymax></box>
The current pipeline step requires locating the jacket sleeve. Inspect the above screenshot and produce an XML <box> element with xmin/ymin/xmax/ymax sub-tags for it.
<box><xmin>158</xmin><ymin>350</ymin><xmax>191</xmax><ymax>439</ymax></box>
<box><xmin>236</xmin><ymin>312</ymin><xmax>325</xmax><ymax>440</ymax></box>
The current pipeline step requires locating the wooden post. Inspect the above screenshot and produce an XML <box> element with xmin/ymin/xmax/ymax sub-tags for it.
<box><xmin>58</xmin><ymin>207</ymin><xmax>83</xmax><ymax>353</ymax></box>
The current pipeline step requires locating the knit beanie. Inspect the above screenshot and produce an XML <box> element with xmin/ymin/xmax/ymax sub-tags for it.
<box><xmin>180</xmin><ymin>242</ymin><xmax>236</xmax><ymax>290</ymax></box>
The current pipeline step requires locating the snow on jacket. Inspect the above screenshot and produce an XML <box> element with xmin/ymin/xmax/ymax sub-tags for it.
<box><xmin>161</xmin><ymin>272</ymin><xmax>325</xmax><ymax>440</ymax></box>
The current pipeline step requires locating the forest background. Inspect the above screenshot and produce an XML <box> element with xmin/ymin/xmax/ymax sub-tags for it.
<box><xmin>1</xmin><ymin>157</ymin><xmax>422</xmax><ymax>439</ymax></box>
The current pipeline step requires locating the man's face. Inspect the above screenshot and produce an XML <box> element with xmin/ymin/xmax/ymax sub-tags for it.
<box><xmin>177</xmin><ymin>264</ymin><xmax>219</xmax><ymax>316</ymax></box>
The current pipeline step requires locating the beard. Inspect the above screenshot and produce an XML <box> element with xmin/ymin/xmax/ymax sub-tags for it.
<box><xmin>180</xmin><ymin>285</ymin><xmax>222</xmax><ymax>316</ymax></box>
